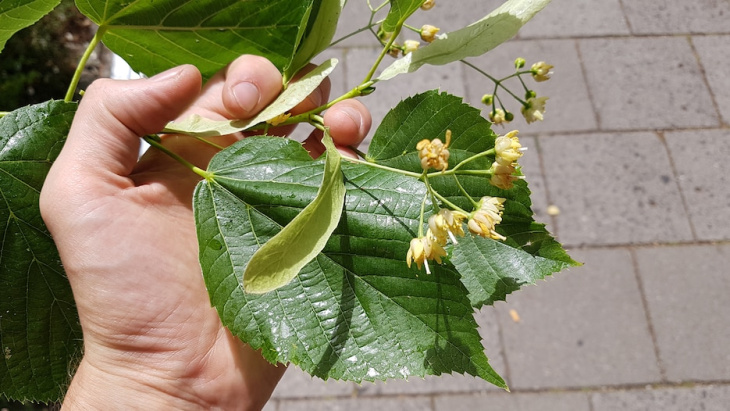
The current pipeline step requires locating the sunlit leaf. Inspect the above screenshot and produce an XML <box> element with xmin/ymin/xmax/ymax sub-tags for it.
<box><xmin>381</xmin><ymin>0</ymin><xmax>423</xmax><ymax>33</ymax></box>
<box><xmin>285</xmin><ymin>0</ymin><xmax>344</xmax><ymax>82</ymax></box>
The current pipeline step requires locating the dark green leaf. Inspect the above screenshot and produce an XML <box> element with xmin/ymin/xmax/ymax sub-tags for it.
<box><xmin>195</xmin><ymin>136</ymin><xmax>505</xmax><ymax>387</ymax></box>
<box><xmin>285</xmin><ymin>0</ymin><xmax>344</xmax><ymax>82</ymax></box>
<box><xmin>0</xmin><ymin>0</ymin><xmax>61</xmax><ymax>53</ymax></box>
<box><xmin>0</xmin><ymin>100</ymin><xmax>81</xmax><ymax>402</ymax></box>
<box><xmin>75</xmin><ymin>0</ymin><xmax>314</xmax><ymax>78</ymax></box>
<box><xmin>368</xmin><ymin>90</ymin><xmax>578</xmax><ymax>307</ymax></box>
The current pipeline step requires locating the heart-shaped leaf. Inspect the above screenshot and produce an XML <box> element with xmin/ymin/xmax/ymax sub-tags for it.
<box><xmin>0</xmin><ymin>100</ymin><xmax>81</xmax><ymax>402</ymax></box>
<box><xmin>76</xmin><ymin>0</ymin><xmax>314</xmax><ymax>78</ymax></box>
<box><xmin>0</xmin><ymin>0</ymin><xmax>61</xmax><ymax>53</ymax></box>
<box><xmin>241</xmin><ymin>130</ymin><xmax>345</xmax><ymax>294</ymax></box>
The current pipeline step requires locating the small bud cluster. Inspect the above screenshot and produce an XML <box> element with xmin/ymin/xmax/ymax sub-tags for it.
<box><xmin>416</xmin><ymin>130</ymin><xmax>451</xmax><ymax>171</ymax></box>
<box><xmin>480</xmin><ymin>58</ymin><xmax>553</xmax><ymax>126</ymax></box>
<box><xmin>407</xmin><ymin>209</ymin><xmax>467</xmax><ymax>274</ymax></box>
<box><xmin>467</xmin><ymin>197</ymin><xmax>506</xmax><ymax>240</ymax></box>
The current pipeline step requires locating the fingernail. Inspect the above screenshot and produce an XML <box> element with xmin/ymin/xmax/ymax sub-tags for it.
<box><xmin>232</xmin><ymin>82</ymin><xmax>260</xmax><ymax>113</ymax></box>
<box><xmin>149</xmin><ymin>66</ymin><xmax>184</xmax><ymax>82</ymax></box>
<box><xmin>341</xmin><ymin>106</ymin><xmax>363</xmax><ymax>129</ymax></box>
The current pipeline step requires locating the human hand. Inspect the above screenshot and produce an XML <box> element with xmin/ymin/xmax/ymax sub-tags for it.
<box><xmin>40</xmin><ymin>56</ymin><xmax>371</xmax><ymax>410</ymax></box>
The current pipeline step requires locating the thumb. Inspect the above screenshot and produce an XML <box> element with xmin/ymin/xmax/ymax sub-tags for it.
<box><xmin>53</xmin><ymin>65</ymin><xmax>202</xmax><ymax>183</ymax></box>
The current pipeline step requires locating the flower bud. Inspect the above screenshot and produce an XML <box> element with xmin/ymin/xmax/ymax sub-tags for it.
<box><xmin>420</xmin><ymin>25</ymin><xmax>440</xmax><ymax>43</ymax></box>
<box><xmin>525</xmin><ymin>89</ymin><xmax>537</xmax><ymax>99</ymax></box>
<box><xmin>531</xmin><ymin>61</ymin><xmax>553</xmax><ymax>82</ymax></box>
<box><xmin>421</xmin><ymin>0</ymin><xmax>435</xmax><ymax>10</ymax></box>
<box><xmin>504</xmin><ymin>111</ymin><xmax>515</xmax><ymax>122</ymax></box>
<box><xmin>514</xmin><ymin>57</ymin><xmax>526</xmax><ymax>69</ymax></box>
<box><xmin>481</xmin><ymin>94</ymin><xmax>494</xmax><ymax>105</ymax></box>
<box><xmin>403</xmin><ymin>40</ymin><xmax>420</xmax><ymax>55</ymax></box>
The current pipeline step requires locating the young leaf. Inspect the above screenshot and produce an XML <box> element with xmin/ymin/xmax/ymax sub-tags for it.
<box><xmin>285</xmin><ymin>0</ymin><xmax>345</xmax><ymax>82</ymax></box>
<box><xmin>164</xmin><ymin>59</ymin><xmax>338</xmax><ymax>137</ymax></box>
<box><xmin>381</xmin><ymin>0</ymin><xmax>423</xmax><ymax>33</ymax></box>
<box><xmin>194</xmin><ymin>136</ymin><xmax>506</xmax><ymax>387</ymax></box>
<box><xmin>242</xmin><ymin>130</ymin><xmax>345</xmax><ymax>294</ymax></box>
<box><xmin>0</xmin><ymin>0</ymin><xmax>61</xmax><ymax>53</ymax></box>
<box><xmin>378</xmin><ymin>0</ymin><xmax>552</xmax><ymax>80</ymax></box>
<box><xmin>75</xmin><ymin>0</ymin><xmax>314</xmax><ymax>78</ymax></box>
<box><xmin>0</xmin><ymin>100</ymin><xmax>81</xmax><ymax>402</ymax></box>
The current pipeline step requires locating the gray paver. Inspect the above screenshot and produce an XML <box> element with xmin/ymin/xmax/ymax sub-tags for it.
<box><xmin>434</xmin><ymin>391</ymin><xmax>591</xmax><ymax>411</ymax></box>
<box><xmin>519</xmin><ymin>0</ymin><xmax>630</xmax><ymax>38</ymax></box>
<box><xmin>498</xmin><ymin>248</ymin><xmax>661</xmax><ymax>390</ymax></box>
<box><xmin>692</xmin><ymin>35</ymin><xmax>730</xmax><ymax>125</ymax></box>
<box><xmin>664</xmin><ymin>129</ymin><xmax>730</xmax><ymax>241</ymax></box>
<box><xmin>591</xmin><ymin>384</ymin><xmax>730</xmax><ymax>411</ymax></box>
<box><xmin>517</xmin><ymin>136</ymin><xmax>551</xmax><ymax>226</ymax></box>
<box><xmin>621</xmin><ymin>1</ymin><xmax>730</xmax><ymax>35</ymax></box>
<box><xmin>578</xmin><ymin>37</ymin><xmax>720</xmax><ymax>130</ymax></box>
<box><xmin>357</xmin><ymin>308</ymin><xmax>506</xmax><ymax>395</ymax></box>
<box><xmin>634</xmin><ymin>244</ymin><xmax>730</xmax><ymax>382</ymax></box>
<box><xmin>278</xmin><ymin>396</ymin><xmax>432</xmax><ymax>411</ymax></box>
<box><xmin>539</xmin><ymin>131</ymin><xmax>693</xmax><ymax>247</ymax></box>
<box><xmin>463</xmin><ymin>39</ymin><xmax>597</xmax><ymax>134</ymax></box>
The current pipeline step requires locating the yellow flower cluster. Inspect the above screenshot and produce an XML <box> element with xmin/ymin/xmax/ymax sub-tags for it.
<box><xmin>407</xmin><ymin>209</ymin><xmax>466</xmax><ymax>274</ymax></box>
<box><xmin>467</xmin><ymin>196</ymin><xmax>506</xmax><ymax>240</ymax></box>
<box><xmin>416</xmin><ymin>129</ymin><xmax>452</xmax><ymax>171</ymax></box>
<box><xmin>521</xmin><ymin>96</ymin><xmax>548</xmax><ymax>124</ymax></box>
<box><xmin>488</xmin><ymin>130</ymin><xmax>524</xmax><ymax>190</ymax></box>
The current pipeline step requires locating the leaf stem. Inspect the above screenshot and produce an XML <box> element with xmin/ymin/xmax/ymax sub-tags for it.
<box><xmin>274</xmin><ymin>81</ymin><xmax>376</xmax><ymax>128</ymax></box>
<box><xmin>65</xmin><ymin>26</ymin><xmax>106</xmax><ymax>102</ymax></box>
<box><xmin>363</xmin><ymin>25</ymin><xmax>401</xmax><ymax>83</ymax></box>
<box><xmin>143</xmin><ymin>135</ymin><xmax>213</xmax><ymax>180</ymax></box>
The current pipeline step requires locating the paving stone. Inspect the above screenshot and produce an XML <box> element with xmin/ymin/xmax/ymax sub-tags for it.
<box><xmin>343</xmin><ymin>46</ymin><xmax>466</xmax><ymax>145</ymax></box>
<box><xmin>621</xmin><ymin>1</ymin><xmax>730</xmax><ymax>35</ymax></box>
<box><xmin>497</xmin><ymin>248</ymin><xmax>662</xmax><ymax>390</ymax></box>
<box><xmin>692</xmin><ymin>35</ymin><xmax>730</xmax><ymax>125</ymax></box>
<box><xmin>278</xmin><ymin>396</ymin><xmax>432</xmax><ymax>411</ymax></box>
<box><xmin>462</xmin><ymin>39</ymin><xmax>597</xmax><ymax>134</ymax></box>
<box><xmin>519</xmin><ymin>0</ymin><xmax>631</xmax><ymax>38</ymax></box>
<box><xmin>270</xmin><ymin>366</ymin><xmax>355</xmax><ymax>399</ymax></box>
<box><xmin>664</xmin><ymin>129</ymin><xmax>730</xmax><ymax>241</ymax></box>
<box><xmin>356</xmin><ymin>308</ymin><xmax>507</xmax><ymax>395</ymax></box>
<box><xmin>263</xmin><ymin>399</ymin><xmax>278</xmax><ymax>411</ymax></box>
<box><xmin>591</xmin><ymin>384</ymin><xmax>730</xmax><ymax>411</ymax></box>
<box><xmin>634</xmin><ymin>244</ymin><xmax>730</xmax><ymax>382</ymax></box>
<box><xmin>433</xmin><ymin>391</ymin><xmax>591</xmax><ymax>411</ymax></box>
<box><xmin>578</xmin><ymin>37</ymin><xmax>720</xmax><ymax>130</ymax></box>
<box><xmin>539</xmin><ymin>131</ymin><xmax>694</xmax><ymax>246</ymax></box>
<box><xmin>516</xmin><ymin>136</ymin><xmax>551</xmax><ymax>227</ymax></box>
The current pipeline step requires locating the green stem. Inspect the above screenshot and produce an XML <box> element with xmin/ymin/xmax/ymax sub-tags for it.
<box><xmin>330</xmin><ymin>23</ymin><xmax>378</xmax><ymax>47</ymax></box>
<box><xmin>429</xmin><ymin>187</ymin><xmax>469</xmax><ymax>215</ymax></box>
<box><xmin>453</xmin><ymin>175</ymin><xmax>479</xmax><ymax>207</ymax></box>
<box><xmin>143</xmin><ymin>135</ymin><xmax>213</xmax><ymax>180</ymax></box>
<box><xmin>418</xmin><ymin>190</ymin><xmax>428</xmax><ymax>237</ymax></box>
<box><xmin>363</xmin><ymin>25</ymin><xmax>401</xmax><ymax>83</ymax></box>
<box><xmin>428</xmin><ymin>149</ymin><xmax>494</xmax><ymax>177</ymax></box>
<box><xmin>341</xmin><ymin>156</ymin><xmax>422</xmax><ymax>178</ymax></box>
<box><xmin>65</xmin><ymin>27</ymin><xmax>106</xmax><ymax>102</ymax></box>
<box><xmin>461</xmin><ymin>60</ymin><xmax>527</xmax><ymax>105</ymax></box>
<box><xmin>191</xmin><ymin>135</ymin><xmax>225</xmax><ymax>150</ymax></box>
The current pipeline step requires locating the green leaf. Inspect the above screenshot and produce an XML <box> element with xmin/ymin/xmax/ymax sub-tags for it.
<box><xmin>381</xmin><ymin>0</ymin><xmax>423</xmax><ymax>33</ymax></box>
<box><xmin>368</xmin><ymin>90</ymin><xmax>578</xmax><ymax>307</ymax></box>
<box><xmin>378</xmin><ymin>0</ymin><xmax>552</xmax><ymax>80</ymax></box>
<box><xmin>164</xmin><ymin>59</ymin><xmax>338</xmax><ymax>137</ymax></box>
<box><xmin>0</xmin><ymin>100</ymin><xmax>81</xmax><ymax>402</ymax></box>
<box><xmin>0</xmin><ymin>0</ymin><xmax>61</xmax><ymax>53</ymax></box>
<box><xmin>194</xmin><ymin>136</ymin><xmax>505</xmax><ymax>387</ymax></box>
<box><xmin>284</xmin><ymin>0</ymin><xmax>344</xmax><ymax>82</ymax></box>
<box><xmin>75</xmin><ymin>0</ymin><xmax>315</xmax><ymax>79</ymax></box>
<box><xmin>242</xmin><ymin>130</ymin><xmax>345</xmax><ymax>294</ymax></box>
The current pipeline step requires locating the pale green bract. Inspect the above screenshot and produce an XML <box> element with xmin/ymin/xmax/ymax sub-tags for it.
<box><xmin>378</xmin><ymin>0</ymin><xmax>552</xmax><ymax>80</ymax></box>
<box><xmin>285</xmin><ymin>0</ymin><xmax>345</xmax><ymax>82</ymax></box>
<box><xmin>163</xmin><ymin>59</ymin><xmax>338</xmax><ymax>137</ymax></box>
<box><xmin>381</xmin><ymin>0</ymin><xmax>424</xmax><ymax>33</ymax></box>
<box><xmin>242</xmin><ymin>130</ymin><xmax>344</xmax><ymax>294</ymax></box>
<box><xmin>0</xmin><ymin>0</ymin><xmax>61</xmax><ymax>53</ymax></box>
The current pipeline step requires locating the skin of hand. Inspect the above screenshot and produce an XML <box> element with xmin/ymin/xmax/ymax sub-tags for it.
<box><xmin>39</xmin><ymin>55</ymin><xmax>371</xmax><ymax>410</ymax></box>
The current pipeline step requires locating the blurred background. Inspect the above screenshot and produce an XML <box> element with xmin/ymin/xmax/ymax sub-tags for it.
<box><xmin>2</xmin><ymin>0</ymin><xmax>728</xmax><ymax>409</ymax></box>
